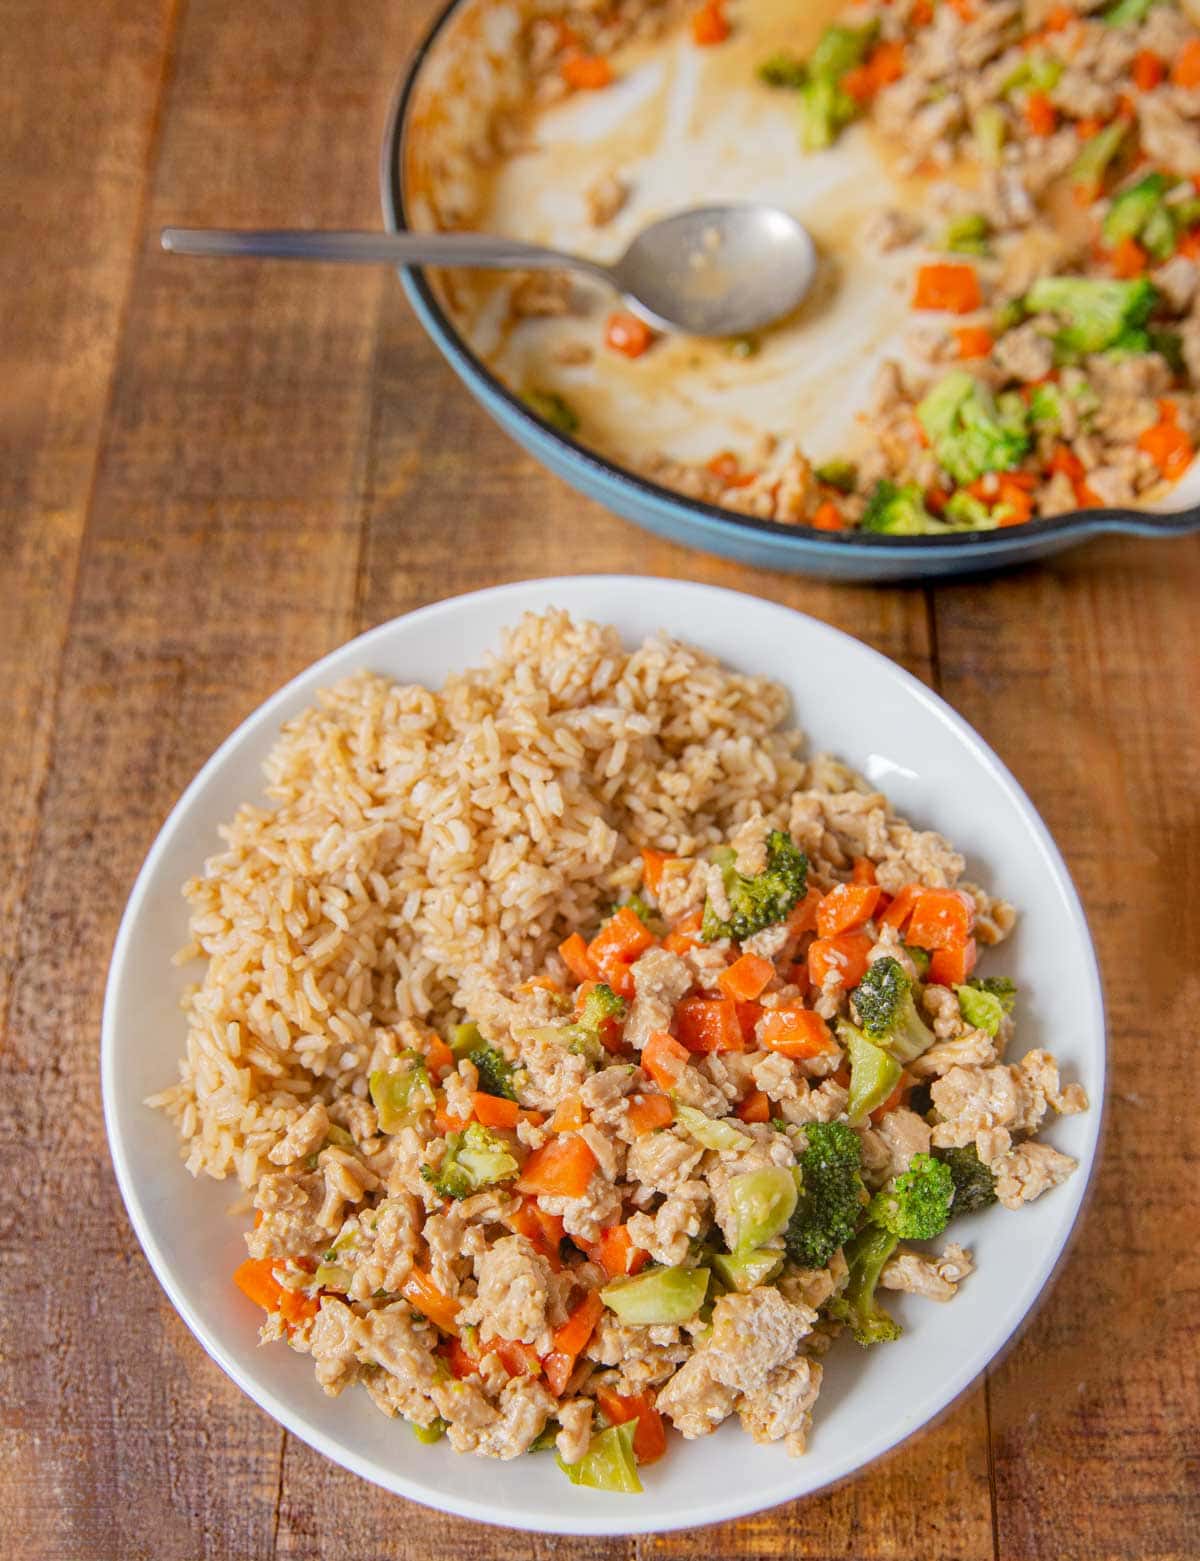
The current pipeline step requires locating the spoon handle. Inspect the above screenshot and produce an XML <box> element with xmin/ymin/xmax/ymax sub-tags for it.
<box><xmin>160</xmin><ymin>227</ymin><xmax>613</xmax><ymax>284</ymax></box>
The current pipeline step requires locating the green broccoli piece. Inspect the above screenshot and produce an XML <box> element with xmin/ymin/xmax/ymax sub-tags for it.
<box><xmin>469</xmin><ymin>1044</ymin><xmax>519</xmax><ymax>1101</ymax></box>
<box><xmin>956</xmin><ymin>976</ymin><xmax>1016</xmax><ymax>1037</ymax></box>
<box><xmin>421</xmin><ymin>1123</ymin><xmax>519</xmax><ymax>1199</ymax></box>
<box><xmin>868</xmin><ymin>1152</ymin><xmax>954</xmax><ymax>1240</ymax></box>
<box><xmin>1102</xmin><ymin>0</ymin><xmax>1160</xmax><ymax>23</ymax></box>
<box><xmin>860</xmin><ymin>480</ymin><xmax>953</xmax><ymax>536</ymax></box>
<box><xmin>943</xmin><ymin>490</ymin><xmax>998</xmax><ymax>530</ymax></box>
<box><xmin>757</xmin><ymin>50</ymin><xmax>807</xmax><ymax>88</ymax></box>
<box><xmin>799</xmin><ymin>73</ymin><xmax>858</xmax><ymax>150</ymax></box>
<box><xmin>784</xmin><ymin>1121</ymin><xmax>867</xmax><ymax>1270</ymax></box>
<box><xmin>1024</xmin><ymin>276</ymin><xmax>1159</xmax><ymax>358</ymax></box>
<box><xmin>796</xmin><ymin>21</ymin><xmax>877</xmax><ymax>149</ymax></box>
<box><xmin>524</xmin><ymin>389</ymin><xmax>579</xmax><ymax>435</ymax></box>
<box><xmin>852</xmin><ymin>956</ymin><xmax>936</xmax><ymax>1066</ymax></box>
<box><xmin>578</xmin><ymin>982</ymin><xmax>626</xmax><ymax>1029</ymax></box>
<box><xmin>971</xmin><ymin>105</ymin><xmax>1007</xmax><ymax>167</ymax></box>
<box><xmin>944</xmin><ymin>213</ymin><xmax>990</xmax><ymax>257</ymax></box>
<box><xmin>917</xmin><ymin>371</ymin><xmax>1031</xmax><ymax>487</ymax></box>
<box><xmin>1103</xmin><ymin>173</ymin><xmax>1171</xmax><ymax>253</ymax></box>
<box><xmin>1028</xmin><ymin>381</ymin><xmax>1064</xmax><ymax>433</ymax></box>
<box><xmin>1000</xmin><ymin>51</ymin><xmax>1063</xmax><ymax>95</ymax></box>
<box><xmin>827</xmin><ymin>1225</ymin><xmax>901</xmax><ymax>1346</ymax></box>
<box><xmin>1070</xmin><ymin>120</ymin><xmax>1130</xmax><ymax>196</ymax></box>
<box><xmin>935</xmin><ymin>1144</ymin><xmax>998</xmax><ymax>1216</ymax></box>
<box><xmin>701</xmin><ymin>830</ymin><xmax>807</xmax><ymax>943</ymax></box>
<box><xmin>815</xmin><ymin>457</ymin><xmax>858</xmax><ymax>493</ymax></box>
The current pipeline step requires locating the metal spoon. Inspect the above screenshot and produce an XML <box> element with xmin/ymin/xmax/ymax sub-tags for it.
<box><xmin>161</xmin><ymin>204</ymin><xmax>818</xmax><ymax>337</ymax></box>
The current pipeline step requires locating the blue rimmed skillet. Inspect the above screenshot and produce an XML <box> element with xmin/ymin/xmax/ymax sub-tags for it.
<box><xmin>379</xmin><ymin>0</ymin><xmax>1200</xmax><ymax>583</ymax></box>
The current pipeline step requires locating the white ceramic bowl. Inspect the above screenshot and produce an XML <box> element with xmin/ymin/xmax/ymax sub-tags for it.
<box><xmin>103</xmin><ymin>576</ymin><xmax>1105</xmax><ymax>1535</ymax></box>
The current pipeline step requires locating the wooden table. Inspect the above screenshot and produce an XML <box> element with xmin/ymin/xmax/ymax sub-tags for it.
<box><xmin>3</xmin><ymin>2</ymin><xmax>1197</xmax><ymax>1556</ymax></box>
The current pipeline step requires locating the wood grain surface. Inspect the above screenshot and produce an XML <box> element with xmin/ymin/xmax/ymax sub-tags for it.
<box><xmin>1</xmin><ymin>2</ymin><xmax>1196</xmax><ymax>1557</ymax></box>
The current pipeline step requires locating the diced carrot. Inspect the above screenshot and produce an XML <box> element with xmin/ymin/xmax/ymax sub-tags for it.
<box><xmin>234</xmin><ymin>1257</ymin><xmax>284</xmax><ymax>1313</ymax></box>
<box><xmin>1179</xmin><ymin>228</ymin><xmax>1200</xmax><ymax>260</ymax></box>
<box><xmin>484</xmin><ymin>1336</ymin><xmax>543</xmax><ymax>1378</ymax></box>
<box><xmin>551</xmin><ymin>1094</ymin><xmax>585</xmax><ymax>1134</ymax></box>
<box><xmin>787</xmin><ymin>886</ymin><xmax>825</xmax><ymax>938</ymax></box>
<box><xmin>1049</xmin><ymin>444</ymin><xmax>1085</xmax><ymax>482</ymax></box>
<box><xmin>1172</xmin><ymin>38</ymin><xmax>1200</xmax><ymax>88</ymax></box>
<box><xmin>401</xmin><ymin>1267</ymin><xmax>461</xmax><ymax>1334</ymax></box>
<box><xmin>505</xmin><ymin>1197</ymin><xmax>565</xmax><ymax>1269</ymax></box>
<box><xmin>868</xmin><ymin>38</ymin><xmax>906</xmax><ymax>86</ymax></box>
<box><xmin>559</xmin><ymin>931</ymin><xmax>599</xmax><ymax>984</ymax></box>
<box><xmin>472</xmin><ymin>1091</ymin><xmax>520</xmax><ymax>1130</ymax></box>
<box><xmin>594</xmin><ymin>1223</ymin><xmax>649</xmax><ymax>1279</ymax></box>
<box><xmin>913</xmin><ymin>263</ymin><xmax>982</xmax><ymax>314</ymax></box>
<box><xmin>1024</xmin><ymin>90</ymin><xmax>1057</xmax><ymax>137</ymax></box>
<box><xmin>880</xmin><ymin>883</ymin><xmax>922</xmax><ymax>933</ymax></box>
<box><xmin>811</xmin><ymin>500</ymin><xmax>846</xmax><ymax>531</ymax></box>
<box><xmin>446</xmin><ymin>1335</ymin><xmax>478</xmax><ymax>1378</ymax></box>
<box><xmin>1132</xmin><ymin>49</ymin><xmax>1165</xmax><ymax>90</ymax></box>
<box><xmin>929</xmin><ymin>937</ymin><xmax>978</xmax><ymax>986</ymax></box>
<box><xmin>816</xmin><ymin>881</ymin><xmax>882</xmax><ymax>937</ymax></box>
<box><xmin>663</xmin><ymin>908</ymin><xmax>704</xmax><ymax>955</ymax></box>
<box><xmin>1043</xmin><ymin>4</ymin><xmax>1073</xmax><ymax>28</ymax></box>
<box><xmin>561</xmin><ymin>51</ymin><xmax>613</xmax><ymax>90</ymax></box>
<box><xmin>518</xmin><ymin>1134</ymin><xmax>598</xmax><ymax>1199</ymax></box>
<box><xmin>734</xmin><ymin>999</ymin><xmax>764</xmax><ymax>1044</ymax></box>
<box><xmin>851</xmin><ymin>858</ymin><xmax>877</xmax><ymax>885</ymax></box>
<box><xmin>434</xmin><ymin>1095</ymin><xmax>470</xmax><ymax>1135</ymax></box>
<box><xmin>691</xmin><ymin>0</ymin><xmax>730</xmax><ymax>46</ymax></box>
<box><xmin>1138</xmin><ymin>415</ymin><xmax>1194</xmax><ymax>482</ymax></box>
<box><xmin>807</xmin><ymin>931</ymin><xmax>873</xmax><ymax>990</ymax></box>
<box><xmin>757</xmin><ymin>1005</ymin><xmax>838</xmax><ymax>1060</ymax></box>
<box><xmin>587</xmin><ymin>906</ymin><xmax>656</xmax><ymax>999</ymax></box>
<box><xmin>954</xmin><ymin>324</ymin><xmax>995</xmax><ymax>360</ymax></box>
<box><xmin>594</xmin><ymin>1386</ymin><xmax>668</xmax><ymax>1464</ymax></box>
<box><xmin>906</xmin><ymin>889</ymin><xmax>976</xmax><ymax>951</ymax></box>
<box><xmin>544</xmin><ymin>1293</ymin><xmax>605</xmax><ymax>1392</ymax></box>
<box><xmin>736</xmin><ymin>1088</ymin><xmax>772</xmax><ymax>1123</ymax></box>
<box><xmin>870</xmin><ymin>1071</ymin><xmax>912</xmax><ymax>1124</ymax></box>
<box><xmin>605</xmin><ymin>310</ymin><xmax>654</xmax><ymax>358</ymax></box>
<box><xmin>1075</xmin><ymin>116</ymin><xmax>1102</xmax><ymax>141</ymax></box>
<box><xmin>674</xmin><ymin>995</ymin><xmax>745</xmax><ymax>1053</ymax></box>
<box><xmin>421</xmin><ymin>1034</ymin><xmax>453</xmax><ymax>1076</ymax></box>
<box><xmin>641</xmin><ymin>848</ymin><xmax>674</xmax><ymax>898</ymax></box>
<box><xmin>832</xmin><ymin>1063</ymin><xmax>852</xmax><ymax>1089</ymax></box>
<box><xmin>784</xmin><ymin>961</ymin><xmax>811</xmax><ymax>997</ymax></box>
<box><xmin>946</xmin><ymin>0</ymin><xmax>974</xmax><ymax>18</ymax></box>
<box><xmin>1111</xmin><ymin>235</ymin><xmax>1147</xmax><ymax>278</ymax></box>
<box><xmin>625</xmin><ymin>1091</ymin><xmax>675</xmax><ymax>1135</ymax></box>
<box><xmin>717</xmin><ymin>952</ymin><xmax>776</xmax><ymax>1002</ymax></box>
<box><xmin>912</xmin><ymin>0</ymin><xmax>934</xmax><ymax>22</ymax></box>
<box><xmin>642</xmin><ymin>1029</ymin><xmax>691</xmax><ymax>1090</ymax></box>
<box><xmin>841</xmin><ymin>64</ymin><xmax>877</xmax><ymax>104</ymax></box>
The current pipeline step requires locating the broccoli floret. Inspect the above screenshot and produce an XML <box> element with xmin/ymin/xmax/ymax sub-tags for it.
<box><xmin>784</xmin><ymin>1121</ymin><xmax>867</xmax><ymax>1269</ymax></box>
<box><xmin>1023</xmin><ymin>276</ymin><xmax>1159</xmax><ymax>358</ymax></box>
<box><xmin>917</xmin><ymin>371</ymin><xmax>1031</xmax><ymax>486</ymax></box>
<box><xmin>1070</xmin><ymin>120</ymin><xmax>1129</xmax><ymax>196</ymax></box>
<box><xmin>943</xmin><ymin>490</ymin><xmax>997</xmax><ymax>530</ymax></box>
<box><xmin>523</xmin><ymin>389</ymin><xmax>579</xmax><ymax>435</ymax></box>
<box><xmin>799</xmin><ymin>73</ymin><xmax>858</xmax><ymax>150</ymax></box>
<box><xmin>577</xmin><ymin>982</ymin><xmax>626</xmax><ymax>1029</ymax></box>
<box><xmin>701</xmin><ymin>830</ymin><xmax>807</xmax><ymax>943</ymax></box>
<box><xmin>1102</xmin><ymin>0</ymin><xmax>1160</xmax><ymax>23</ymax></box>
<box><xmin>1103</xmin><ymin>173</ymin><xmax>1172</xmax><ymax>255</ymax></box>
<box><xmin>860</xmin><ymin>480</ymin><xmax>953</xmax><ymax>536</ymax></box>
<box><xmin>468</xmin><ymin>1044</ymin><xmax>519</xmax><ymax>1101</ymax></box>
<box><xmin>956</xmin><ymin>976</ymin><xmax>1016</xmax><ymax>1037</ymax></box>
<box><xmin>815</xmin><ymin>457</ymin><xmax>858</xmax><ymax>492</ymax></box>
<box><xmin>852</xmin><ymin>956</ymin><xmax>936</xmax><ymax>1066</ymax></box>
<box><xmin>944</xmin><ymin>213</ymin><xmax>990</xmax><ymax>256</ymax></box>
<box><xmin>826</xmin><ymin>1225</ymin><xmax>901</xmax><ymax>1346</ymax></box>
<box><xmin>868</xmin><ymin>1153</ymin><xmax>954</xmax><ymax>1240</ymax></box>
<box><xmin>757</xmin><ymin>50</ymin><xmax>807</xmax><ymax>88</ymax></box>
<box><xmin>421</xmin><ymin>1123</ymin><xmax>519</xmax><ymax>1199</ymax></box>
<box><xmin>936</xmin><ymin>1144</ymin><xmax>998</xmax><ymax>1216</ymax></box>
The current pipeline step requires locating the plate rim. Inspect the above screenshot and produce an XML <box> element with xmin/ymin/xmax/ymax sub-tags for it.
<box><xmin>101</xmin><ymin>575</ymin><xmax>1107</xmax><ymax>1535</ymax></box>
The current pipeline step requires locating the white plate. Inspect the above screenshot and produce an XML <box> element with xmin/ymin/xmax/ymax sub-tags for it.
<box><xmin>102</xmin><ymin>576</ymin><xmax>1105</xmax><ymax>1535</ymax></box>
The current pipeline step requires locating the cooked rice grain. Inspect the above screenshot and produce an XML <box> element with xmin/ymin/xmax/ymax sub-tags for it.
<box><xmin>149</xmin><ymin>612</ymin><xmax>810</xmax><ymax>1184</ymax></box>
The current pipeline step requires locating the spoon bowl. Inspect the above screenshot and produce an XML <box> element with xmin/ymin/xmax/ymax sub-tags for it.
<box><xmin>161</xmin><ymin>202</ymin><xmax>819</xmax><ymax>338</ymax></box>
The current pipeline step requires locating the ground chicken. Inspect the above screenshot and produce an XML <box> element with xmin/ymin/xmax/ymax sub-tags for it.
<box><xmin>704</xmin><ymin>1288</ymin><xmax>817</xmax><ymax>1396</ymax></box>
<box><xmin>555</xmin><ymin>1398</ymin><xmax>593</xmax><ymax>1464</ymax></box>
<box><xmin>459</xmin><ymin>1235</ymin><xmax>555</xmax><ymax>1351</ymax></box>
<box><xmin>990</xmin><ymin>1141</ymin><xmax>1078</xmax><ymax>1208</ymax></box>
<box><xmin>881</xmin><ymin>1242</ymin><xmax>974</xmax><ymax>1301</ymax></box>
<box><xmin>656</xmin><ymin>1355</ymin><xmax>739</xmax><ymax>1439</ymax></box>
<box><xmin>248</xmin><ymin>1170</ymin><xmax>328</xmax><ymax>1260</ymax></box>
<box><xmin>268</xmin><ymin>1101</ymin><xmax>330</xmax><ymax>1166</ymax></box>
<box><xmin>736</xmin><ymin>1356</ymin><xmax>824</xmax><ymax>1457</ymax></box>
<box><xmin>874</xmin><ymin>1107</ymin><xmax>932</xmax><ymax>1177</ymax></box>
<box><xmin>625</xmin><ymin>1180</ymin><xmax>711</xmax><ymax>1265</ymax></box>
<box><xmin>626</xmin><ymin>1129</ymin><xmax>704</xmax><ymax>1193</ymax></box>
<box><xmin>626</xmin><ymin>946</ymin><xmax>694</xmax><ymax>1051</ymax></box>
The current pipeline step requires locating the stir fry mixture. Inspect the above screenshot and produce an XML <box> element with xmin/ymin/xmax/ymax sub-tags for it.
<box><xmin>512</xmin><ymin>0</ymin><xmax>1200</xmax><ymax>532</ymax></box>
<box><xmin>235</xmin><ymin>811</ymin><xmax>1087</xmax><ymax>1488</ymax></box>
